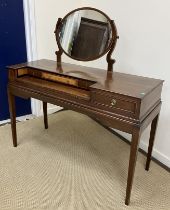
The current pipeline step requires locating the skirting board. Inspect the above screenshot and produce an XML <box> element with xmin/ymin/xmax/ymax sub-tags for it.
<box><xmin>40</xmin><ymin>105</ymin><xmax>62</xmax><ymax>116</ymax></box>
<box><xmin>0</xmin><ymin>106</ymin><xmax>61</xmax><ymax>125</ymax></box>
<box><xmin>1</xmin><ymin>109</ymin><xmax>169</xmax><ymax>169</ymax></box>
<box><xmin>140</xmin><ymin>140</ymin><xmax>170</xmax><ymax>169</ymax></box>
<box><xmin>114</xmin><ymin>130</ymin><xmax>170</xmax><ymax>169</ymax></box>
<box><xmin>0</xmin><ymin>114</ymin><xmax>34</xmax><ymax>126</ymax></box>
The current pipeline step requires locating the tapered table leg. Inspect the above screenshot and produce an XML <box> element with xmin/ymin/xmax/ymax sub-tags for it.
<box><xmin>145</xmin><ymin>114</ymin><xmax>159</xmax><ymax>171</ymax></box>
<box><xmin>8</xmin><ymin>90</ymin><xmax>17</xmax><ymax>147</ymax></box>
<box><xmin>43</xmin><ymin>102</ymin><xmax>48</xmax><ymax>129</ymax></box>
<box><xmin>125</xmin><ymin>128</ymin><xmax>141</xmax><ymax>205</ymax></box>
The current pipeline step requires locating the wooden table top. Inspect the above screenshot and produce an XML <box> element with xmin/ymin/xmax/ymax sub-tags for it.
<box><xmin>8</xmin><ymin>59</ymin><xmax>163</xmax><ymax>99</ymax></box>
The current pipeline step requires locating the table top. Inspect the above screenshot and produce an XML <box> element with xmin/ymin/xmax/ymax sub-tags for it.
<box><xmin>8</xmin><ymin>59</ymin><xmax>163</xmax><ymax>99</ymax></box>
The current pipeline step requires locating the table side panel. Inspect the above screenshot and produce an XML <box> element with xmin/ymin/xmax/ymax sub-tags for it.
<box><xmin>140</xmin><ymin>83</ymin><xmax>163</xmax><ymax>120</ymax></box>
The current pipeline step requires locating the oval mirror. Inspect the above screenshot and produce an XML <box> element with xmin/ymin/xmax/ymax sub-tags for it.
<box><xmin>55</xmin><ymin>7</ymin><xmax>117</xmax><ymax>61</ymax></box>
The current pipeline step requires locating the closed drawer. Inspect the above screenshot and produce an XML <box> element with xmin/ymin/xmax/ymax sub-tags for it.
<box><xmin>91</xmin><ymin>90</ymin><xmax>139</xmax><ymax>118</ymax></box>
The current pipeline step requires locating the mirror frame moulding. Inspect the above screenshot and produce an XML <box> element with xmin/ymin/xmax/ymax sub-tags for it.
<box><xmin>55</xmin><ymin>7</ymin><xmax>118</xmax><ymax>63</ymax></box>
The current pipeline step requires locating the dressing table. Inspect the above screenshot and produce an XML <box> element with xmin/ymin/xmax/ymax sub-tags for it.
<box><xmin>7</xmin><ymin>7</ymin><xmax>163</xmax><ymax>206</ymax></box>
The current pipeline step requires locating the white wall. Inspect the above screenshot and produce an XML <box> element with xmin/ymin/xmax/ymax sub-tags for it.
<box><xmin>33</xmin><ymin>0</ymin><xmax>170</xmax><ymax>167</ymax></box>
<box><xmin>34</xmin><ymin>0</ymin><xmax>83</xmax><ymax>64</ymax></box>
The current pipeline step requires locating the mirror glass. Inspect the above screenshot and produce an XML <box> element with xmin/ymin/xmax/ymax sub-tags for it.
<box><xmin>58</xmin><ymin>8</ymin><xmax>113</xmax><ymax>61</ymax></box>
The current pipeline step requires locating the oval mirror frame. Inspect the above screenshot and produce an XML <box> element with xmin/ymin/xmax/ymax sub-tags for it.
<box><xmin>55</xmin><ymin>7</ymin><xmax>118</xmax><ymax>62</ymax></box>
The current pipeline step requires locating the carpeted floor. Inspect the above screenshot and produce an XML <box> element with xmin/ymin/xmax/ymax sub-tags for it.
<box><xmin>0</xmin><ymin>110</ymin><xmax>169</xmax><ymax>210</ymax></box>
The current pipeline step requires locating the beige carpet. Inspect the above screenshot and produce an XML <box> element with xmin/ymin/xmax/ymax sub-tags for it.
<box><xmin>0</xmin><ymin>110</ymin><xmax>169</xmax><ymax>210</ymax></box>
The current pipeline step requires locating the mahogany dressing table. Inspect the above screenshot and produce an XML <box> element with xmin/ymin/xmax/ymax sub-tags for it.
<box><xmin>7</xmin><ymin>7</ymin><xmax>163</xmax><ymax>206</ymax></box>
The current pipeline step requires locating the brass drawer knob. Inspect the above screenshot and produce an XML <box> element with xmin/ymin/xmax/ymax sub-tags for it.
<box><xmin>111</xmin><ymin>99</ymin><xmax>117</xmax><ymax>107</ymax></box>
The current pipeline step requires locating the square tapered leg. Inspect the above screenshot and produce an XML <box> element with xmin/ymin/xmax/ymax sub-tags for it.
<box><xmin>43</xmin><ymin>101</ymin><xmax>48</xmax><ymax>129</ymax></box>
<box><xmin>145</xmin><ymin>114</ymin><xmax>159</xmax><ymax>171</ymax></box>
<box><xmin>125</xmin><ymin>127</ymin><xmax>141</xmax><ymax>205</ymax></box>
<box><xmin>8</xmin><ymin>90</ymin><xmax>17</xmax><ymax>147</ymax></box>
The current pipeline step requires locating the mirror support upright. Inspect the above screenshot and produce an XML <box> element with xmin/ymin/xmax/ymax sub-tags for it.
<box><xmin>107</xmin><ymin>20</ymin><xmax>119</xmax><ymax>72</ymax></box>
<box><xmin>54</xmin><ymin>18</ymin><xmax>63</xmax><ymax>68</ymax></box>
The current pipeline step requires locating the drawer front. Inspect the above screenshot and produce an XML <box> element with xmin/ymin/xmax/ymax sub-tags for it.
<box><xmin>91</xmin><ymin>90</ymin><xmax>139</xmax><ymax>118</ymax></box>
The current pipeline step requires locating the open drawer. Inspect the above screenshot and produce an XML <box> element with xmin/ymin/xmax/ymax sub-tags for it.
<box><xmin>16</xmin><ymin>67</ymin><xmax>95</xmax><ymax>90</ymax></box>
<box><xmin>16</xmin><ymin>75</ymin><xmax>91</xmax><ymax>101</ymax></box>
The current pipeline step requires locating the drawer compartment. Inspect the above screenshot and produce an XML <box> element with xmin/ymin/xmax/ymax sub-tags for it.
<box><xmin>16</xmin><ymin>76</ymin><xmax>90</xmax><ymax>101</ymax></box>
<box><xmin>17</xmin><ymin>68</ymin><xmax>95</xmax><ymax>90</ymax></box>
<box><xmin>92</xmin><ymin>90</ymin><xmax>139</xmax><ymax>117</ymax></box>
